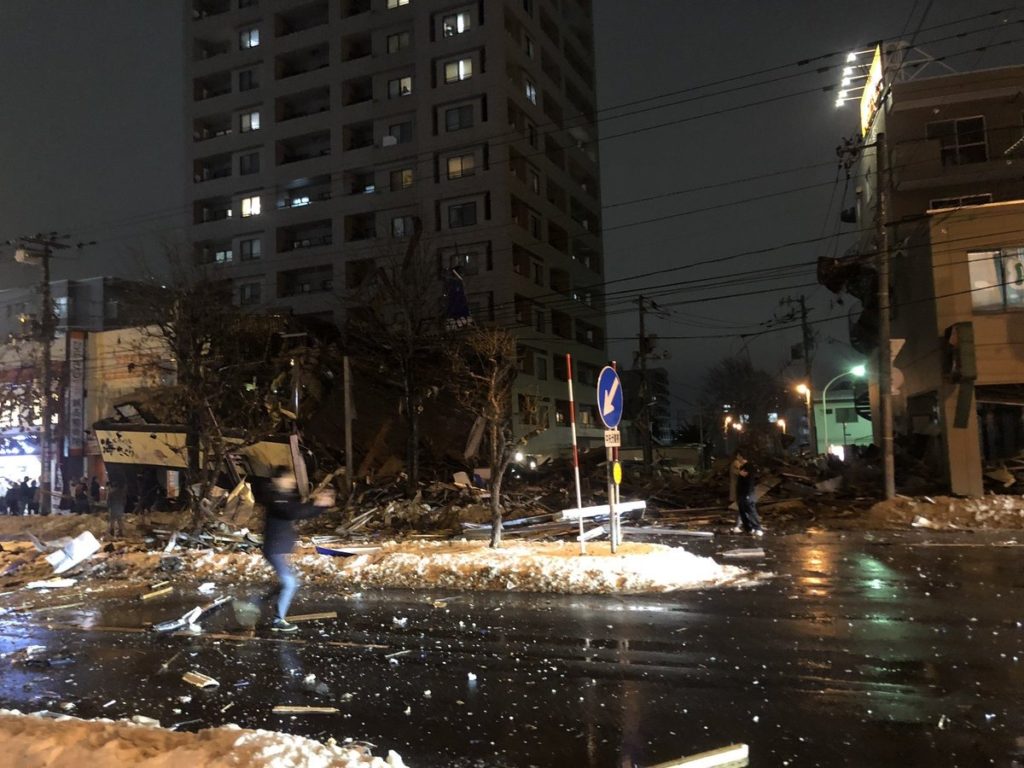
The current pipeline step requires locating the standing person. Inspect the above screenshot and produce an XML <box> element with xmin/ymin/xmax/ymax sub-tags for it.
<box><xmin>728</xmin><ymin>450</ymin><xmax>745</xmax><ymax>534</ymax></box>
<box><xmin>89</xmin><ymin>476</ymin><xmax>101</xmax><ymax>503</ymax></box>
<box><xmin>735</xmin><ymin>457</ymin><xmax>765</xmax><ymax>537</ymax></box>
<box><xmin>106</xmin><ymin>478</ymin><xmax>127</xmax><ymax>538</ymax></box>
<box><xmin>4</xmin><ymin>483</ymin><xmax>17</xmax><ymax>515</ymax></box>
<box><xmin>257</xmin><ymin>467</ymin><xmax>333</xmax><ymax>633</ymax></box>
<box><xmin>27</xmin><ymin>481</ymin><xmax>39</xmax><ymax>515</ymax></box>
<box><xmin>17</xmin><ymin>477</ymin><xmax>31</xmax><ymax>516</ymax></box>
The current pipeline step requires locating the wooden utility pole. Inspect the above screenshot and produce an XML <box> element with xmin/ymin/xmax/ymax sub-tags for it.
<box><xmin>781</xmin><ymin>294</ymin><xmax>817</xmax><ymax>452</ymax></box>
<box><xmin>875</xmin><ymin>132</ymin><xmax>896</xmax><ymax>499</ymax></box>
<box><xmin>14</xmin><ymin>235</ymin><xmax>70</xmax><ymax>516</ymax></box>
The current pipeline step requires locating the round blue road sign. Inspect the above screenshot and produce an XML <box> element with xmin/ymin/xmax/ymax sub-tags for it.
<box><xmin>596</xmin><ymin>366</ymin><xmax>623</xmax><ymax>430</ymax></box>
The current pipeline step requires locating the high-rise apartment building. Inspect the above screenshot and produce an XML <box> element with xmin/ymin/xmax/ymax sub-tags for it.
<box><xmin>185</xmin><ymin>0</ymin><xmax>607</xmax><ymax>452</ymax></box>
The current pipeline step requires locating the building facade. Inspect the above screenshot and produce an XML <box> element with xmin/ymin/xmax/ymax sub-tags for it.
<box><xmin>825</xmin><ymin>57</ymin><xmax>1024</xmax><ymax>494</ymax></box>
<box><xmin>185</xmin><ymin>0</ymin><xmax>607</xmax><ymax>452</ymax></box>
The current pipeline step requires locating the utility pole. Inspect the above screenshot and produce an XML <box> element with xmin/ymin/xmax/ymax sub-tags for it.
<box><xmin>637</xmin><ymin>295</ymin><xmax>653</xmax><ymax>470</ymax></box>
<box><xmin>780</xmin><ymin>294</ymin><xmax>817</xmax><ymax>453</ymax></box>
<box><xmin>14</xmin><ymin>235</ymin><xmax>70</xmax><ymax>516</ymax></box>
<box><xmin>875</xmin><ymin>132</ymin><xmax>896</xmax><ymax>499</ymax></box>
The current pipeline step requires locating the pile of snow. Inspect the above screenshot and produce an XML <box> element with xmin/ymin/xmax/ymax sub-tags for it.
<box><xmin>868</xmin><ymin>494</ymin><xmax>1024</xmax><ymax>530</ymax></box>
<box><xmin>0</xmin><ymin>710</ymin><xmax>406</xmax><ymax>768</ymax></box>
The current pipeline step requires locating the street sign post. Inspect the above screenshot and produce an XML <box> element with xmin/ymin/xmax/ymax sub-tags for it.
<box><xmin>596</xmin><ymin>366</ymin><xmax>624</xmax><ymax>551</ymax></box>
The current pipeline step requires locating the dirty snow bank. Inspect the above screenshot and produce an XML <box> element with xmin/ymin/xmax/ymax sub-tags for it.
<box><xmin>867</xmin><ymin>495</ymin><xmax>1024</xmax><ymax>530</ymax></box>
<box><xmin>0</xmin><ymin>710</ymin><xmax>406</xmax><ymax>768</ymax></box>
<box><xmin>291</xmin><ymin>540</ymin><xmax>751</xmax><ymax>593</ymax></box>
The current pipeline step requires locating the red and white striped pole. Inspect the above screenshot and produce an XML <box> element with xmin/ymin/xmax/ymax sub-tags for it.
<box><xmin>566</xmin><ymin>353</ymin><xmax>585</xmax><ymax>553</ymax></box>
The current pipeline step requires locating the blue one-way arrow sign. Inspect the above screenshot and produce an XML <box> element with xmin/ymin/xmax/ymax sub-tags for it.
<box><xmin>596</xmin><ymin>366</ymin><xmax>623</xmax><ymax>430</ymax></box>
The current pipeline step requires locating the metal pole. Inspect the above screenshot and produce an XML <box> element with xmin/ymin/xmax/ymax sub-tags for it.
<box><xmin>876</xmin><ymin>132</ymin><xmax>896</xmax><ymax>499</ymax></box>
<box><xmin>610</xmin><ymin>359</ymin><xmax>620</xmax><ymax>550</ymax></box>
<box><xmin>343</xmin><ymin>355</ymin><xmax>354</xmax><ymax>497</ymax></box>
<box><xmin>565</xmin><ymin>354</ymin><xmax>585</xmax><ymax>554</ymax></box>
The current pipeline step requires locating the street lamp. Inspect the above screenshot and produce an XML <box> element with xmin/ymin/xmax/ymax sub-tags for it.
<box><xmin>822</xmin><ymin>364</ymin><xmax>866</xmax><ymax>455</ymax></box>
<box><xmin>795</xmin><ymin>383</ymin><xmax>816</xmax><ymax>453</ymax></box>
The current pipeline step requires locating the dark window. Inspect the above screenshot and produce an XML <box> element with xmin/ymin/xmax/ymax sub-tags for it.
<box><xmin>445</xmin><ymin>105</ymin><xmax>474</xmax><ymax>131</ymax></box>
<box><xmin>448</xmin><ymin>202</ymin><xmax>477</xmax><ymax>228</ymax></box>
<box><xmin>387</xmin><ymin>31</ymin><xmax>410</xmax><ymax>53</ymax></box>
<box><xmin>926</xmin><ymin>116</ymin><xmax>988</xmax><ymax>166</ymax></box>
<box><xmin>239</xmin><ymin>238</ymin><xmax>261</xmax><ymax>260</ymax></box>
<box><xmin>239</xmin><ymin>151</ymin><xmax>260</xmax><ymax>175</ymax></box>
<box><xmin>388</xmin><ymin>121</ymin><xmax>413</xmax><ymax>144</ymax></box>
<box><xmin>238</xmin><ymin>68</ymin><xmax>258</xmax><ymax>91</ymax></box>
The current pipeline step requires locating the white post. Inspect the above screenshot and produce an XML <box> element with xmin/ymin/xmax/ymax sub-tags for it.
<box><xmin>566</xmin><ymin>354</ymin><xmax>585</xmax><ymax>554</ymax></box>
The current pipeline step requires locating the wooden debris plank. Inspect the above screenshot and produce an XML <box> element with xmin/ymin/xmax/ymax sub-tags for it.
<box><xmin>325</xmin><ymin>640</ymin><xmax>390</xmax><ymax>650</ymax></box>
<box><xmin>141</xmin><ymin>586</ymin><xmax>174</xmax><ymax>601</ymax></box>
<box><xmin>285</xmin><ymin>611</ymin><xmax>338</xmax><ymax>623</ymax></box>
<box><xmin>620</xmin><ymin>527</ymin><xmax>714</xmax><ymax>538</ymax></box>
<box><xmin>272</xmin><ymin>705</ymin><xmax>340</xmax><ymax>714</ymax></box>
<box><xmin>645</xmin><ymin>743</ymin><xmax>749</xmax><ymax>768</ymax></box>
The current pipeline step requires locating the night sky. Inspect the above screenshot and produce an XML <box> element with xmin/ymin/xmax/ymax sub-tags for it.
<box><xmin>0</xmin><ymin>1</ymin><xmax>1020</xmax><ymax>420</ymax></box>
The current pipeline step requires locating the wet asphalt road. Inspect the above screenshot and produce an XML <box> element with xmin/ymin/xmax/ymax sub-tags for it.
<box><xmin>2</xmin><ymin>530</ymin><xmax>1024</xmax><ymax>767</ymax></box>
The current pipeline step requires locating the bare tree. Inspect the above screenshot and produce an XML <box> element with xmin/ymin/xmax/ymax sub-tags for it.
<box><xmin>126</xmin><ymin>274</ymin><xmax>296</xmax><ymax>527</ymax></box>
<box><xmin>345</xmin><ymin>219</ymin><xmax>448</xmax><ymax>495</ymax></box>
<box><xmin>447</xmin><ymin>326</ymin><xmax>527</xmax><ymax>548</ymax></box>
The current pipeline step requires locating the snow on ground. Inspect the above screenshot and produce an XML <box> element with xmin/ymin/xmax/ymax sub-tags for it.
<box><xmin>0</xmin><ymin>710</ymin><xmax>406</xmax><ymax>768</ymax></box>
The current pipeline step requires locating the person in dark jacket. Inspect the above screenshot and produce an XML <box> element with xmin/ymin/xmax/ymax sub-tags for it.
<box><xmin>107</xmin><ymin>478</ymin><xmax>127</xmax><ymax>537</ymax></box>
<box><xmin>258</xmin><ymin>467</ymin><xmax>334</xmax><ymax>633</ymax></box>
<box><xmin>735</xmin><ymin>458</ymin><xmax>765</xmax><ymax>537</ymax></box>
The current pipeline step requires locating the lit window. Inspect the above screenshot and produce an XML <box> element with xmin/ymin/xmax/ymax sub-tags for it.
<box><xmin>241</xmin><ymin>195</ymin><xmax>261</xmax><ymax>217</ymax></box>
<box><xmin>447</xmin><ymin>154</ymin><xmax>476</xmax><ymax>179</ymax></box>
<box><xmin>442</xmin><ymin>12</ymin><xmax>471</xmax><ymax>37</ymax></box>
<box><xmin>391</xmin><ymin>215</ymin><xmax>415</xmax><ymax>238</ymax></box>
<box><xmin>524</xmin><ymin>78</ymin><xmax>537</xmax><ymax>105</ymax></box>
<box><xmin>968</xmin><ymin>248</ymin><xmax>1024</xmax><ymax>311</ymax></box>
<box><xmin>448</xmin><ymin>201</ymin><xmax>477</xmax><ymax>228</ymax></box>
<box><xmin>215</xmin><ymin>248</ymin><xmax>233</xmax><ymax>263</ymax></box>
<box><xmin>390</xmin><ymin>168</ymin><xmax>414</xmax><ymax>190</ymax></box>
<box><xmin>388</xmin><ymin>76</ymin><xmax>413</xmax><ymax>98</ymax></box>
<box><xmin>445</xmin><ymin>105</ymin><xmax>474</xmax><ymax>132</ymax></box>
<box><xmin>387</xmin><ymin>0</ymin><xmax>409</xmax><ymax>7</ymax></box>
<box><xmin>239</xmin><ymin>27</ymin><xmax>260</xmax><ymax>49</ymax></box>
<box><xmin>290</xmin><ymin>195</ymin><xmax>311</xmax><ymax>208</ymax></box>
<box><xmin>240</xmin><ymin>110</ymin><xmax>260</xmax><ymax>132</ymax></box>
<box><xmin>445</xmin><ymin>58</ymin><xmax>473</xmax><ymax>84</ymax></box>
<box><xmin>387</xmin><ymin>31</ymin><xmax>410</xmax><ymax>53</ymax></box>
<box><xmin>240</xmin><ymin>238</ymin><xmax>261</xmax><ymax>261</ymax></box>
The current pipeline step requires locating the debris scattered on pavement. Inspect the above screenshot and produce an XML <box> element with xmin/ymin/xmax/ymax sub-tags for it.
<box><xmin>45</xmin><ymin>532</ymin><xmax>100</xmax><ymax>574</ymax></box>
<box><xmin>181</xmin><ymin>671</ymin><xmax>220</xmax><ymax>688</ymax></box>
<box><xmin>24</xmin><ymin>578</ymin><xmax>77</xmax><ymax>590</ymax></box>
<box><xmin>271</xmin><ymin>705</ymin><xmax>341</xmax><ymax>715</ymax></box>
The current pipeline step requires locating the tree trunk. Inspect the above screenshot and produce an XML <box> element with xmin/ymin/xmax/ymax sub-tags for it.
<box><xmin>488</xmin><ymin>424</ymin><xmax>503</xmax><ymax>548</ymax></box>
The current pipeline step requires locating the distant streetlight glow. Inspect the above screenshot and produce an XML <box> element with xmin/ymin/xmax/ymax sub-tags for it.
<box><xmin>822</xmin><ymin>364</ymin><xmax>867</xmax><ymax>454</ymax></box>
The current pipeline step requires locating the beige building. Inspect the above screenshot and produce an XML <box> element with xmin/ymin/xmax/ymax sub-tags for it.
<box><xmin>185</xmin><ymin>0</ymin><xmax>608</xmax><ymax>452</ymax></box>
<box><xmin>831</xmin><ymin>57</ymin><xmax>1024</xmax><ymax>494</ymax></box>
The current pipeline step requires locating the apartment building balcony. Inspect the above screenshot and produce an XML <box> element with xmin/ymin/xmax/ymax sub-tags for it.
<box><xmin>275</xmin><ymin>86</ymin><xmax>330</xmax><ymax>125</ymax></box>
<box><xmin>193</xmin><ymin>71</ymin><xmax>232</xmax><ymax>102</ymax></box>
<box><xmin>277</xmin><ymin>219</ymin><xmax>333</xmax><ymax>253</ymax></box>
<box><xmin>194</xmin><ymin>239</ymin><xmax>235</xmax><ymax>266</ymax></box>
<box><xmin>341</xmin><ymin>33</ymin><xmax>372</xmax><ymax>63</ymax></box>
<box><xmin>277</xmin><ymin>264</ymin><xmax>333</xmax><ymax>298</ymax></box>
<box><xmin>192</xmin><ymin>113</ymin><xmax>234</xmax><ymax>146</ymax></box>
<box><xmin>192</xmin><ymin>0</ymin><xmax>230</xmax><ymax>21</ymax></box>
<box><xmin>193</xmin><ymin>152</ymin><xmax>232</xmax><ymax>184</ymax></box>
<box><xmin>275</xmin><ymin>44</ymin><xmax>330</xmax><ymax>82</ymax></box>
<box><xmin>570</xmin><ymin>198</ymin><xmax>600</xmax><ymax>235</ymax></box>
<box><xmin>344</xmin><ymin>212</ymin><xmax>377</xmax><ymax>242</ymax></box>
<box><xmin>342</xmin><ymin>121</ymin><xmax>375</xmax><ymax>152</ymax></box>
<box><xmin>193</xmin><ymin>36</ymin><xmax>231</xmax><ymax>64</ymax></box>
<box><xmin>575</xmin><ymin>319</ymin><xmax>604</xmax><ymax>350</ymax></box>
<box><xmin>275</xmin><ymin>175</ymin><xmax>332</xmax><ymax>210</ymax></box>
<box><xmin>340</xmin><ymin>0</ymin><xmax>371</xmax><ymax>19</ymax></box>
<box><xmin>571</xmin><ymin>238</ymin><xmax>601</xmax><ymax>273</ymax></box>
<box><xmin>276</xmin><ymin>130</ymin><xmax>331</xmax><ymax>167</ymax></box>
<box><xmin>550</xmin><ymin>309</ymin><xmax>573</xmax><ymax>340</ymax></box>
<box><xmin>194</xmin><ymin>196</ymin><xmax>233</xmax><ymax>225</ymax></box>
<box><xmin>341</xmin><ymin>76</ymin><xmax>373</xmax><ymax>107</ymax></box>
<box><xmin>273</xmin><ymin>2</ymin><xmax>328</xmax><ymax>39</ymax></box>
<box><xmin>549</xmin><ymin>267</ymin><xmax>571</xmax><ymax>297</ymax></box>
